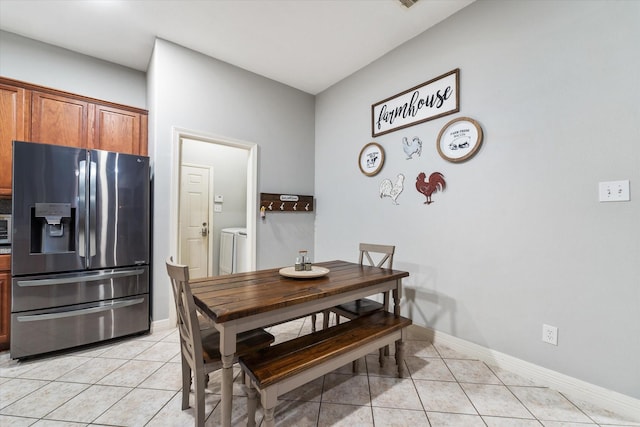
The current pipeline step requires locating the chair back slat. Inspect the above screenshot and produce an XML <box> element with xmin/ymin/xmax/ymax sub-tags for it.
<box><xmin>359</xmin><ymin>243</ymin><xmax>395</xmax><ymax>269</ymax></box>
<box><xmin>166</xmin><ymin>257</ymin><xmax>205</xmax><ymax>372</ymax></box>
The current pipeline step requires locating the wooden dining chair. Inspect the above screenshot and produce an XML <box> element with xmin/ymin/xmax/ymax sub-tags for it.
<box><xmin>326</xmin><ymin>243</ymin><xmax>395</xmax><ymax>366</ymax></box>
<box><xmin>165</xmin><ymin>257</ymin><xmax>275</xmax><ymax>427</ymax></box>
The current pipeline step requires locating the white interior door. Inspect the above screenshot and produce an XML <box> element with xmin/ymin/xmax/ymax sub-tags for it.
<box><xmin>179</xmin><ymin>164</ymin><xmax>212</xmax><ymax>279</ymax></box>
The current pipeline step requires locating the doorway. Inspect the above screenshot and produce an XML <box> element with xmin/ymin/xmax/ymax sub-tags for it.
<box><xmin>171</xmin><ymin>128</ymin><xmax>258</xmax><ymax>274</ymax></box>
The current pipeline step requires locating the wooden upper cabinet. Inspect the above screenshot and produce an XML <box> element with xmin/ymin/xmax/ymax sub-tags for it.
<box><xmin>0</xmin><ymin>77</ymin><xmax>148</xmax><ymax>196</ymax></box>
<box><xmin>0</xmin><ymin>83</ymin><xmax>28</xmax><ymax>195</ymax></box>
<box><xmin>31</xmin><ymin>91</ymin><xmax>89</xmax><ymax>148</ymax></box>
<box><xmin>90</xmin><ymin>105</ymin><xmax>147</xmax><ymax>155</ymax></box>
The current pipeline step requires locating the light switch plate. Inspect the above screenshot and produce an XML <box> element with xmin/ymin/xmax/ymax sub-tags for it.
<box><xmin>214</xmin><ymin>204</ymin><xmax>222</xmax><ymax>212</ymax></box>
<box><xmin>598</xmin><ymin>180</ymin><xmax>630</xmax><ymax>202</ymax></box>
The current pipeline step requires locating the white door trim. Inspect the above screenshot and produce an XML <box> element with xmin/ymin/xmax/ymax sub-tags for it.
<box><xmin>169</xmin><ymin>127</ymin><xmax>258</xmax><ymax>323</ymax></box>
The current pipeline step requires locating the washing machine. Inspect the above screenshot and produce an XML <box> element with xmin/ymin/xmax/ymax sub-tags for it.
<box><xmin>219</xmin><ymin>227</ymin><xmax>248</xmax><ymax>275</ymax></box>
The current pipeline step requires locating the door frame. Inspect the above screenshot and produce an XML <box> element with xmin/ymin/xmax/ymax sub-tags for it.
<box><xmin>168</xmin><ymin>127</ymin><xmax>258</xmax><ymax>324</ymax></box>
<box><xmin>179</xmin><ymin>162</ymin><xmax>214</xmax><ymax>276</ymax></box>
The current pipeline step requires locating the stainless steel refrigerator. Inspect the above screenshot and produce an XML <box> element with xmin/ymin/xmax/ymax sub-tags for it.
<box><xmin>11</xmin><ymin>141</ymin><xmax>150</xmax><ymax>359</ymax></box>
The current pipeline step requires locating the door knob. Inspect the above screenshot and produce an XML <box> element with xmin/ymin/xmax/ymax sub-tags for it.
<box><xmin>201</xmin><ymin>222</ymin><xmax>208</xmax><ymax>237</ymax></box>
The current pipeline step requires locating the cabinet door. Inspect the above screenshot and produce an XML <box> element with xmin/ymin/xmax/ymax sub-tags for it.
<box><xmin>0</xmin><ymin>268</ymin><xmax>10</xmax><ymax>351</ymax></box>
<box><xmin>0</xmin><ymin>84</ymin><xmax>28</xmax><ymax>195</ymax></box>
<box><xmin>31</xmin><ymin>91</ymin><xmax>89</xmax><ymax>148</ymax></box>
<box><xmin>91</xmin><ymin>105</ymin><xmax>143</xmax><ymax>155</ymax></box>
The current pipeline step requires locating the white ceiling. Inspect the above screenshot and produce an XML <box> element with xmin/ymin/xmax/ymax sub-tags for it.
<box><xmin>0</xmin><ymin>0</ymin><xmax>474</xmax><ymax>94</ymax></box>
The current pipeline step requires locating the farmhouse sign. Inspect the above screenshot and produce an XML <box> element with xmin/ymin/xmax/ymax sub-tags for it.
<box><xmin>372</xmin><ymin>68</ymin><xmax>459</xmax><ymax>137</ymax></box>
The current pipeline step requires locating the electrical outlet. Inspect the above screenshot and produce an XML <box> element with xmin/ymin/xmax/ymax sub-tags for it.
<box><xmin>542</xmin><ymin>324</ymin><xmax>558</xmax><ymax>346</ymax></box>
<box><xmin>599</xmin><ymin>180</ymin><xmax>630</xmax><ymax>202</ymax></box>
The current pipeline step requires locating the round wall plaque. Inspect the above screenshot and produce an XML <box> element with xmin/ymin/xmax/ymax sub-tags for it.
<box><xmin>358</xmin><ymin>142</ymin><xmax>385</xmax><ymax>176</ymax></box>
<box><xmin>437</xmin><ymin>117</ymin><xmax>483</xmax><ymax>163</ymax></box>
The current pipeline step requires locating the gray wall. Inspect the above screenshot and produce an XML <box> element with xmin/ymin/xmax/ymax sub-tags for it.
<box><xmin>314</xmin><ymin>0</ymin><xmax>640</xmax><ymax>398</ymax></box>
<box><xmin>148</xmin><ymin>39</ymin><xmax>316</xmax><ymax>320</ymax></box>
<box><xmin>0</xmin><ymin>31</ymin><xmax>146</xmax><ymax>108</ymax></box>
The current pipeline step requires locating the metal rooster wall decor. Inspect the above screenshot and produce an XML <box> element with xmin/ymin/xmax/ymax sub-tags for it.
<box><xmin>416</xmin><ymin>172</ymin><xmax>446</xmax><ymax>204</ymax></box>
<box><xmin>379</xmin><ymin>173</ymin><xmax>405</xmax><ymax>205</ymax></box>
<box><xmin>402</xmin><ymin>136</ymin><xmax>422</xmax><ymax>159</ymax></box>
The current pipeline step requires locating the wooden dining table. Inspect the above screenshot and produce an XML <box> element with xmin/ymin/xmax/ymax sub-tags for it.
<box><xmin>189</xmin><ymin>259</ymin><xmax>410</xmax><ymax>427</ymax></box>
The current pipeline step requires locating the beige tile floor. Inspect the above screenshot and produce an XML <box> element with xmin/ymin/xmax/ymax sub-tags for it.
<box><xmin>1</xmin><ymin>316</ymin><xmax>639</xmax><ymax>426</ymax></box>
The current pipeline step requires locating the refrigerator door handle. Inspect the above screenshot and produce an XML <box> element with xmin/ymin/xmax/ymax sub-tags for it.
<box><xmin>16</xmin><ymin>298</ymin><xmax>146</xmax><ymax>322</ymax></box>
<box><xmin>78</xmin><ymin>160</ymin><xmax>87</xmax><ymax>259</ymax></box>
<box><xmin>89</xmin><ymin>160</ymin><xmax>97</xmax><ymax>263</ymax></box>
<box><xmin>15</xmin><ymin>268</ymin><xmax>146</xmax><ymax>287</ymax></box>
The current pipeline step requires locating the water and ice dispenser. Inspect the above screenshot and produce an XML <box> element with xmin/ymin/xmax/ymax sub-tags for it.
<box><xmin>30</xmin><ymin>203</ymin><xmax>75</xmax><ymax>254</ymax></box>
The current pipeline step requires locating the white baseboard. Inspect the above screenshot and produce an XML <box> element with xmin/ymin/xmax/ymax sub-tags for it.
<box><xmin>428</xmin><ymin>328</ymin><xmax>640</xmax><ymax>420</ymax></box>
<box><xmin>150</xmin><ymin>318</ymin><xmax>173</xmax><ymax>333</ymax></box>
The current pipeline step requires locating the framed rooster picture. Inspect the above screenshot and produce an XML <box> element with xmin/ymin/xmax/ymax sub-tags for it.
<box><xmin>437</xmin><ymin>117</ymin><xmax>483</xmax><ymax>163</ymax></box>
<box><xmin>359</xmin><ymin>142</ymin><xmax>385</xmax><ymax>176</ymax></box>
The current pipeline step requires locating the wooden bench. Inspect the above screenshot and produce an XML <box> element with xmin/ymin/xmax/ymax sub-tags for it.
<box><xmin>239</xmin><ymin>310</ymin><xmax>412</xmax><ymax>427</ymax></box>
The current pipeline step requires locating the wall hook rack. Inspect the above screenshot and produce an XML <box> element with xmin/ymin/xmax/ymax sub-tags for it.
<box><xmin>260</xmin><ymin>193</ymin><xmax>314</xmax><ymax>219</ymax></box>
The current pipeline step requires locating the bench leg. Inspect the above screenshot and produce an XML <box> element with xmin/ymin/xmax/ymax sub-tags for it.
<box><xmin>245</xmin><ymin>380</ymin><xmax>257</xmax><ymax>427</ymax></box>
<box><xmin>322</xmin><ymin>310</ymin><xmax>330</xmax><ymax>329</ymax></box>
<box><xmin>311</xmin><ymin>313</ymin><xmax>317</xmax><ymax>332</ymax></box>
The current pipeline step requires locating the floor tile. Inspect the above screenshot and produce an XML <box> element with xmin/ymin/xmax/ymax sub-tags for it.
<box><xmin>321</xmin><ymin>373</ymin><xmax>370</xmax><ymax>405</ymax></box>
<box><xmin>509</xmin><ymin>386</ymin><xmax>593</xmax><ymax>423</ymax></box>
<box><xmin>133</xmin><ymin>341</ymin><xmax>180</xmax><ymax>362</ymax></box>
<box><xmin>365</xmin><ymin>354</ymin><xmax>407</xmax><ymax>378</ymax></box>
<box><xmin>17</xmin><ymin>356</ymin><xmax>91</xmax><ymax>381</ymax></box>
<box><xmin>403</xmin><ymin>339</ymin><xmax>440</xmax><ymax>358</ymax></box>
<box><xmin>0</xmin><ymin>414</ymin><xmax>38</xmax><ymax>426</ymax></box>
<box><xmin>434</xmin><ymin>343</ymin><xmax>476</xmax><ymax>359</ymax></box>
<box><xmin>372</xmin><ymin>407</ymin><xmax>429</xmax><ymax>426</ymax></box>
<box><xmin>0</xmin><ymin>378</ymin><xmax>49</xmax><ymax>410</ymax></box>
<box><xmin>145</xmin><ymin>390</ymin><xmax>219</xmax><ymax>427</ymax></box>
<box><xmin>317</xmin><ymin>403</ymin><xmax>373</xmax><ymax>427</ymax></box>
<box><xmin>427</xmin><ymin>411</ymin><xmax>487</xmax><ymax>426</ymax></box>
<box><xmin>56</xmin><ymin>358</ymin><xmax>126</xmax><ymax>384</ymax></box>
<box><xmin>1</xmin><ymin>318</ymin><xmax>636</xmax><ymax>427</ymax></box>
<box><xmin>445</xmin><ymin>359</ymin><xmax>502</xmax><ymax>384</ymax></box>
<box><xmin>92</xmin><ymin>388</ymin><xmax>174</xmax><ymax>426</ymax></box>
<box><xmin>97</xmin><ymin>339</ymin><xmax>155</xmax><ymax>359</ymax></box>
<box><xmin>138</xmin><ymin>361</ymin><xmax>183</xmax><ymax>390</ymax></box>
<box><xmin>483</xmin><ymin>416</ymin><xmax>544</xmax><ymax>426</ymax></box>
<box><xmin>31</xmin><ymin>421</ymin><xmax>88</xmax><ymax>426</ymax></box>
<box><xmin>0</xmin><ymin>381</ymin><xmax>88</xmax><ymax>418</ymax></box>
<box><xmin>270</xmin><ymin>399</ymin><xmax>320</xmax><ymax>427</ymax></box>
<box><xmin>413</xmin><ymin>379</ymin><xmax>477</xmax><ymax>414</ymax></box>
<box><xmin>540</xmin><ymin>421</ymin><xmax>597</xmax><ymax>426</ymax></box>
<box><xmin>208</xmin><ymin>395</ymin><xmax>257</xmax><ymax>426</ymax></box>
<box><xmin>461</xmin><ymin>383</ymin><xmax>533</xmax><ymax>418</ymax></box>
<box><xmin>96</xmin><ymin>359</ymin><xmax>163</xmax><ymax>387</ymax></box>
<box><xmin>405</xmin><ymin>356</ymin><xmax>455</xmax><ymax>381</ymax></box>
<box><xmin>369</xmin><ymin>376</ymin><xmax>423</xmax><ymax>410</ymax></box>
<box><xmin>561</xmin><ymin>396</ymin><xmax>640</xmax><ymax>426</ymax></box>
<box><xmin>43</xmin><ymin>384</ymin><xmax>131</xmax><ymax>423</ymax></box>
<box><xmin>0</xmin><ymin>359</ymin><xmax>40</xmax><ymax>380</ymax></box>
<box><xmin>488</xmin><ymin>365</ymin><xmax>546</xmax><ymax>387</ymax></box>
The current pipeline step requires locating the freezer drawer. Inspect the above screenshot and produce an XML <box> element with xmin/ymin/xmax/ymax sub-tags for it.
<box><xmin>10</xmin><ymin>294</ymin><xmax>149</xmax><ymax>359</ymax></box>
<box><xmin>12</xmin><ymin>266</ymin><xmax>149</xmax><ymax>312</ymax></box>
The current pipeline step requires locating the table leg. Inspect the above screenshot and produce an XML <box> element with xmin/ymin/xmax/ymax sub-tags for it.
<box><xmin>221</xmin><ymin>354</ymin><xmax>234</xmax><ymax>427</ymax></box>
